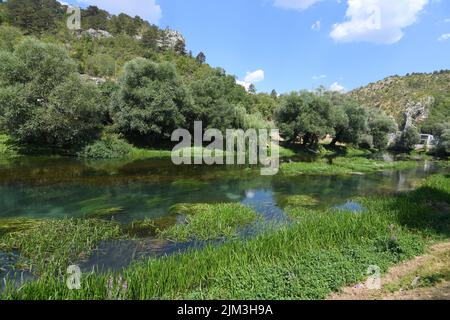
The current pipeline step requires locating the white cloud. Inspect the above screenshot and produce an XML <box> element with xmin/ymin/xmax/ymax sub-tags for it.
<box><xmin>438</xmin><ymin>33</ymin><xmax>450</xmax><ymax>41</ymax></box>
<box><xmin>273</xmin><ymin>0</ymin><xmax>322</xmax><ymax>11</ymax></box>
<box><xmin>311</xmin><ymin>20</ymin><xmax>321</xmax><ymax>31</ymax></box>
<box><xmin>445</xmin><ymin>18</ymin><xmax>450</xmax><ymax>23</ymax></box>
<box><xmin>330</xmin><ymin>0</ymin><xmax>429</xmax><ymax>44</ymax></box>
<box><xmin>244</xmin><ymin>69</ymin><xmax>265</xmax><ymax>83</ymax></box>
<box><xmin>76</xmin><ymin>0</ymin><xmax>162</xmax><ymax>25</ymax></box>
<box><xmin>330</xmin><ymin>82</ymin><xmax>346</xmax><ymax>92</ymax></box>
<box><xmin>312</xmin><ymin>74</ymin><xmax>327</xmax><ymax>80</ymax></box>
<box><xmin>236</xmin><ymin>69</ymin><xmax>265</xmax><ymax>91</ymax></box>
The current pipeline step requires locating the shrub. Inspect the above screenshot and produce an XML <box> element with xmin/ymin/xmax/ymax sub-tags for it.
<box><xmin>79</xmin><ymin>133</ymin><xmax>133</xmax><ymax>159</ymax></box>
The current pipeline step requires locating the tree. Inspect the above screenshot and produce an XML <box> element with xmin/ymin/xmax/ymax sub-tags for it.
<box><xmin>251</xmin><ymin>93</ymin><xmax>278</xmax><ymax>120</ymax></box>
<box><xmin>394</xmin><ymin>126</ymin><xmax>420</xmax><ymax>152</ymax></box>
<box><xmin>82</xmin><ymin>5</ymin><xmax>110</xmax><ymax>30</ymax></box>
<box><xmin>5</xmin><ymin>0</ymin><xmax>64</xmax><ymax>34</ymax></box>
<box><xmin>174</xmin><ymin>39</ymin><xmax>186</xmax><ymax>55</ymax></box>
<box><xmin>270</xmin><ymin>89</ymin><xmax>278</xmax><ymax>99</ymax></box>
<box><xmin>330</xmin><ymin>98</ymin><xmax>368</xmax><ymax>146</ymax></box>
<box><xmin>189</xmin><ymin>68</ymin><xmax>250</xmax><ymax>132</ymax></box>
<box><xmin>275</xmin><ymin>91</ymin><xmax>336</xmax><ymax>148</ymax></box>
<box><xmin>111</xmin><ymin>58</ymin><xmax>195</xmax><ymax>144</ymax></box>
<box><xmin>0</xmin><ymin>39</ymin><xmax>103</xmax><ymax>148</ymax></box>
<box><xmin>195</xmin><ymin>52</ymin><xmax>206</xmax><ymax>64</ymax></box>
<box><xmin>368</xmin><ymin>111</ymin><xmax>397</xmax><ymax>150</ymax></box>
<box><xmin>436</xmin><ymin>129</ymin><xmax>450</xmax><ymax>156</ymax></box>
<box><xmin>141</xmin><ymin>26</ymin><xmax>160</xmax><ymax>50</ymax></box>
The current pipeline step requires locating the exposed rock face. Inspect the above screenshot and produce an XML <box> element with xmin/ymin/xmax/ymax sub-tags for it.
<box><xmin>157</xmin><ymin>29</ymin><xmax>185</xmax><ymax>50</ymax></box>
<box><xmin>77</xmin><ymin>29</ymin><xmax>113</xmax><ymax>39</ymax></box>
<box><xmin>403</xmin><ymin>97</ymin><xmax>433</xmax><ymax>129</ymax></box>
<box><xmin>349</xmin><ymin>71</ymin><xmax>450</xmax><ymax>127</ymax></box>
<box><xmin>80</xmin><ymin>74</ymin><xmax>107</xmax><ymax>85</ymax></box>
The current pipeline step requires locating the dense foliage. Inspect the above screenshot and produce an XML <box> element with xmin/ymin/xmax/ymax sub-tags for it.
<box><xmin>0</xmin><ymin>0</ymin><xmax>437</xmax><ymax>157</ymax></box>
<box><xmin>0</xmin><ymin>38</ymin><xmax>103</xmax><ymax>149</ymax></box>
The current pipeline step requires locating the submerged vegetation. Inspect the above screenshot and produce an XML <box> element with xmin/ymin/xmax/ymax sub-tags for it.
<box><xmin>160</xmin><ymin>203</ymin><xmax>259</xmax><ymax>242</ymax></box>
<box><xmin>0</xmin><ymin>219</ymin><xmax>123</xmax><ymax>277</ymax></box>
<box><xmin>0</xmin><ymin>174</ymin><xmax>448</xmax><ymax>299</ymax></box>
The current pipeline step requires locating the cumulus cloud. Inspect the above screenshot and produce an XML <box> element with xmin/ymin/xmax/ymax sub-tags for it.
<box><xmin>244</xmin><ymin>70</ymin><xmax>265</xmax><ymax>83</ymax></box>
<box><xmin>330</xmin><ymin>82</ymin><xmax>346</xmax><ymax>92</ymax></box>
<box><xmin>330</xmin><ymin>0</ymin><xmax>429</xmax><ymax>44</ymax></box>
<box><xmin>438</xmin><ymin>33</ymin><xmax>450</xmax><ymax>41</ymax></box>
<box><xmin>236</xmin><ymin>70</ymin><xmax>265</xmax><ymax>91</ymax></box>
<box><xmin>76</xmin><ymin>0</ymin><xmax>162</xmax><ymax>24</ymax></box>
<box><xmin>273</xmin><ymin>0</ymin><xmax>322</xmax><ymax>11</ymax></box>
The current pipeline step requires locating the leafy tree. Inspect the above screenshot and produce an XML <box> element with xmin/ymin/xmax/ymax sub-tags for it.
<box><xmin>0</xmin><ymin>39</ymin><xmax>103</xmax><ymax>148</ymax></box>
<box><xmin>270</xmin><ymin>89</ymin><xmax>278</xmax><ymax>100</ymax></box>
<box><xmin>195</xmin><ymin>52</ymin><xmax>206</xmax><ymax>64</ymax></box>
<box><xmin>111</xmin><ymin>58</ymin><xmax>195</xmax><ymax>144</ymax></box>
<box><xmin>174</xmin><ymin>39</ymin><xmax>186</xmax><ymax>55</ymax></box>
<box><xmin>394</xmin><ymin>126</ymin><xmax>420</xmax><ymax>152</ymax></box>
<box><xmin>142</xmin><ymin>26</ymin><xmax>160</xmax><ymax>50</ymax></box>
<box><xmin>82</xmin><ymin>5</ymin><xmax>110</xmax><ymax>30</ymax></box>
<box><xmin>275</xmin><ymin>91</ymin><xmax>336</xmax><ymax>148</ymax></box>
<box><xmin>436</xmin><ymin>129</ymin><xmax>450</xmax><ymax>156</ymax></box>
<box><xmin>251</xmin><ymin>93</ymin><xmax>278</xmax><ymax>120</ymax></box>
<box><xmin>189</xmin><ymin>68</ymin><xmax>251</xmax><ymax>132</ymax></box>
<box><xmin>5</xmin><ymin>0</ymin><xmax>64</xmax><ymax>34</ymax></box>
<box><xmin>330</xmin><ymin>98</ymin><xmax>368</xmax><ymax>146</ymax></box>
<box><xmin>368</xmin><ymin>110</ymin><xmax>397</xmax><ymax>150</ymax></box>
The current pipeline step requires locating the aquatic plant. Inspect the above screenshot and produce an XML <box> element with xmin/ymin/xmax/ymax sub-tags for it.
<box><xmin>1</xmin><ymin>175</ymin><xmax>448</xmax><ymax>300</ymax></box>
<box><xmin>160</xmin><ymin>203</ymin><xmax>259</xmax><ymax>242</ymax></box>
<box><xmin>0</xmin><ymin>219</ymin><xmax>123</xmax><ymax>278</ymax></box>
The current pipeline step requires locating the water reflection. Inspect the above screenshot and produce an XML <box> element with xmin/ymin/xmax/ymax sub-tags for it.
<box><xmin>0</xmin><ymin>158</ymin><xmax>445</xmax><ymax>222</ymax></box>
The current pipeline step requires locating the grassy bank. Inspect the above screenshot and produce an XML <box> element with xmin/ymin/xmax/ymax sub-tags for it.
<box><xmin>1</xmin><ymin>174</ymin><xmax>448</xmax><ymax>300</ymax></box>
<box><xmin>280</xmin><ymin>156</ymin><xmax>420</xmax><ymax>176</ymax></box>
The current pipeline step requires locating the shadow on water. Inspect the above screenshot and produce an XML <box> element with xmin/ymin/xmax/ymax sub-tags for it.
<box><xmin>0</xmin><ymin>157</ymin><xmax>448</xmax><ymax>274</ymax></box>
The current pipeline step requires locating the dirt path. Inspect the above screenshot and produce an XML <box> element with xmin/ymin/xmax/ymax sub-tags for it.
<box><xmin>329</xmin><ymin>242</ymin><xmax>450</xmax><ymax>300</ymax></box>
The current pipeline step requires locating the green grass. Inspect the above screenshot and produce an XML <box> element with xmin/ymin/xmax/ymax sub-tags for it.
<box><xmin>280</xmin><ymin>156</ymin><xmax>419</xmax><ymax>176</ymax></box>
<box><xmin>0</xmin><ymin>134</ymin><xmax>19</xmax><ymax>158</ymax></box>
<box><xmin>1</xmin><ymin>174</ymin><xmax>448</xmax><ymax>300</ymax></box>
<box><xmin>0</xmin><ymin>219</ymin><xmax>123</xmax><ymax>278</ymax></box>
<box><xmin>159</xmin><ymin>203</ymin><xmax>259</xmax><ymax>242</ymax></box>
<box><xmin>128</xmin><ymin>147</ymin><xmax>172</xmax><ymax>159</ymax></box>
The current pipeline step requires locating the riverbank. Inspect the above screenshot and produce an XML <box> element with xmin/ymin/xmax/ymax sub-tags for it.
<box><xmin>329</xmin><ymin>242</ymin><xmax>450</xmax><ymax>300</ymax></box>
<box><xmin>0</xmin><ymin>174</ymin><xmax>448</xmax><ymax>300</ymax></box>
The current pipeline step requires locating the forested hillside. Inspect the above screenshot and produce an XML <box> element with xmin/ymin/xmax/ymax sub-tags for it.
<box><xmin>0</xmin><ymin>0</ymin><xmax>448</xmax><ymax>157</ymax></box>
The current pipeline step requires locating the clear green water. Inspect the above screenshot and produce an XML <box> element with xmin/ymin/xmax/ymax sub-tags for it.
<box><xmin>0</xmin><ymin>157</ymin><xmax>444</xmax><ymax>222</ymax></box>
<box><xmin>0</xmin><ymin>157</ymin><xmax>447</xmax><ymax>274</ymax></box>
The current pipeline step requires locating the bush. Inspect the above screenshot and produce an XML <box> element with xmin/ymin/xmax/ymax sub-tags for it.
<box><xmin>394</xmin><ymin>127</ymin><xmax>420</xmax><ymax>152</ymax></box>
<box><xmin>0</xmin><ymin>134</ymin><xmax>18</xmax><ymax>157</ymax></box>
<box><xmin>79</xmin><ymin>133</ymin><xmax>133</xmax><ymax>159</ymax></box>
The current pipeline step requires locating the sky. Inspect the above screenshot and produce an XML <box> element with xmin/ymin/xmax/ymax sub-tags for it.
<box><xmin>65</xmin><ymin>0</ymin><xmax>450</xmax><ymax>94</ymax></box>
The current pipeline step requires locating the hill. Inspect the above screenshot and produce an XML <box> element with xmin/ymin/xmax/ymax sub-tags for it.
<box><xmin>350</xmin><ymin>71</ymin><xmax>450</xmax><ymax>130</ymax></box>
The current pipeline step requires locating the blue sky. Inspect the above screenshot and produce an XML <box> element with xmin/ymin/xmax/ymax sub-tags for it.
<box><xmin>67</xmin><ymin>0</ymin><xmax>450</xmax><ymax>93</ymax></box>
